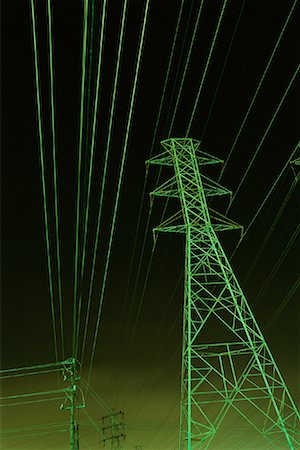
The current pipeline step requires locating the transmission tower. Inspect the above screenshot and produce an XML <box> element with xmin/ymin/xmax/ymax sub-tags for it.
<box><xmin>100</xmin><ymin>411</ymin><xmax>126</xmax><ymax>449</ymax></box>
<box><xmin>147</xmin><ymin>138</ymin><xmax>300</xmax><ymax>449</ymax></box>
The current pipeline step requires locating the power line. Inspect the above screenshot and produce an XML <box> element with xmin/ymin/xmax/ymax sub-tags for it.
<box><xmin>0</xmin><ymin>368</ymin><xmax>62</xmax><ymax>380</ymax></box>
<box><xmin>186</xmin><ymin>0</ymin><xmax>228</xmax><ymax>135</ymax></box>
<box><xmin>81</xmin><ymin>378</ymin><xmax>111</xmax><ymax>414</ymax></box>
<box><xmin>162</xmin><ymin>0</ymin><xmax>196</xmax><ymax>135</ymax></box>
<box><xmin>80</xmin><ymin>0</ymin><xmax>125</xmax><ymax>366</ymax></box>
<box><xmin>29</xmin><ymin>0</ymin><xmax>58</xmax><ymax>362</ymax></box>
<box><xmin>243</xmin><ymin>175</ymin><xmax>298</xmax><ymax>286</ymax></box>
<box><xmin>46</xmin><ymin>0</ymin><xmax>65</xmax><ymax>360</ymax></box>
<box><xmin>76</xmin><ymin>0</ymin><xmax>97</xmax><ymax>358</ymax></box>
<box><xmin>201</xmin><ymin>1</ymin><xmax>246</xmax><ymax>140</ymax></box>
<box><xmin>81</xmin><ymin>0</ymin><xmax>95</xmax><ymax>224</ymax></box>
<box><xmin>121</xmin><ymin>0</ymin><xmax>186</xmax><ymax>329</ymax></box>
<box><xmin>73</xmin><ymin>0</ymin><xmax>89</xmax><ymax>356</ymax></box>
<box><xmin>264</xmin><ymin>276</ymin><xmax>300</xmax><ymax>331</ymax></box>
<box><xmin>126</xmin><ymin>201</ymin><xmax>169</xmax><ymax>351</ymax></box>
<box><xmin>219</xmin><ymin>0</ymin><xmax>298</xmax><ymax>181</ymax></box>
<box><xmin>148</xmin><ymin>0</ymin><xmax>186</xmax><ymax>160</ymax></box>
<box><xmin>124</xmin><ymin>303</ymin><xmax>181</xmax><ymax>416</ymax></box>
<box><xmin>0</xmin><ymin>359</ymin><xmax>68</xmax><ymax>374</ymax></box>
<box><xmin>167</xmin><ymin>0</ymin><xmax>205</xmax><ymax>134</ymax></box>
<box><xmin>231</xmin><ymin>142</ymin><xmax>299</xmax><ymax>258</ymax></box>
<box><xmin>253</xmin><ymin>224</ymin><xmax>300</xmax><ymax>307</ymax></box>
<box><xmin>0</xmin><ymin>429</ymin><xmax>68</xmax><ymax>441</ymax></box>
<box><xmin>1</xmin><ymin>422</ymin><xmax>68</xmax><ymax>437</ymax></box>
<box><xmin>226</xmin><ymin>64</ymin><xmax>299</xmax><ymax>213</ymax></box>
<box><xmin>0</xmin><ymin>397</ymin><xmax>65</xmax><ymax>408</ymax></box>
<box><xmin>77</xmin><ymin>0</ymin><xmax>108</xmax><ymax>361</ymax></box>
<box><xmin>0</xmin><ymin>388</ymin><xmax>66</xmax><ymax>402</ymax></box>
<box><xmin>86</xmin><ymin>0</ymin><xmax>151</xmax><ymax>385</ymax></box>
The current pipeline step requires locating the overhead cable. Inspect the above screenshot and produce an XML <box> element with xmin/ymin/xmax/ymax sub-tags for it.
<box><xmin>219</xmin><ymin>0</ymin><xmax>298</xmax><ymax>181</ymax></box>
<box><xmin>226</xmin><ymin>64</ymin><xmax>299</xmax><ymax>213</ymax></box>
<box><xmin>0</xmin><ymin>429</ymin><xmax>68</xmax><ymax>440</ymax></box>
<box><xmin>162</xmin><ymin>0</ymin><xmax>195</xmax><ymax>133</ymax></box>
<box><xmin>0</xmin><ymin>368</ymin><xmax>62</xmax><ymax>380</ymax></box>
<box><xmin>0</xmin><ymin>359</ymin><xmax>67</xmax><ymax>374</ymax></box>
<box><xmin>77</xmin><ymin>0</ymin><xmax>108</xmax><ymax>360</ymax></box>
<box><xmin>167</xmin><ymin>0</ymin><xmax>205</xmax><ymax>134</ymax></box>
<box><xmin>243</xmin><ymin>175</ymin><xmax>298</xmax><ymax>285</ymax></box>
<box><xmin>264</xmin><ymin>276</ymin><xmax>300</xmax><ymax>330</ymax></box>
<box><xmin>0</xmin><ymin>397</ymin><xmax>65</xmax><ymax>408</ymax></box>
<box><xmin>1</xmin><ymin>422</ymin><xmax>68</xmax><ymax>436</ymax></box>
<box><xmin>73</xmin><ymin>0</ymin><xmax>89</xmax><ymax>356</ymax></box>
<box><xmin>186</xmin><ymin>0</ymin><xmax>228</xmax><ymax>135</ymax></box>
<box><xmin>201</xmin><ymin>1</ymin><xmax>246</xmax><ymax>140</ymax></box>
<box><xmin>76</xmin><ymin>0</ymin><xmax>97</xmax><ymax>356</ymax></box>
<box><xmin>0</xmin><ymin>388</ymin><xmax>66</xmax><ymax>401</ymax></box>
<box><xmin>231</xmin><ymin>142</ymin><xmax>299</xmax><ymax>258</ymax></box>
<box><xmin>46</xmin><ymin>0</ymin><xmax>65</xmax><ymax>360</ymax></box>
<box><xmin>80</xmin><ymin>0</ymin><xmax>123</xmax><ymax>366</ymax></box>
<box><xmin>126</xmin><ymin>200</ymin><xmax>169</xmax><ymax>351</ymax></box>
<box><xmin>121</xmin><ymin>0</ymin><xmax>186</xmax><ymax>325</ymax></box>
<box><xmin>29</xmin><ymin>0</ymin><xmax>58</xmax><ymax>362</ymax></box>
<box><xmin>253</xmin><ymin>224</ymin><xmax>300</xmax><ymax>307</ymax></box>
<box><xmin>86</xmin><ymin>0</ymin><xmax>151</xmax><ymax>386</ymax></box>
<box><xmin>149</xmin><ymin>0</ymin><xmax>186</xmax><ymax>157</ymax></box>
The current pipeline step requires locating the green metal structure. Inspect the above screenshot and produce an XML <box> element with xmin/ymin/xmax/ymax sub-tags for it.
<box><xmin>100</xmin><ymin>411</ymin><xmax>125</xmax><ymax>449</ymax></box>
<box><xmin>61</xmin><ymin>358</ymin><xmax>85</xmax><ymax>450</ymax></box>
<box><xmin>147</xmin><ymin>138</ymin><xmax>300</xmax><ymax>449</ymax></box>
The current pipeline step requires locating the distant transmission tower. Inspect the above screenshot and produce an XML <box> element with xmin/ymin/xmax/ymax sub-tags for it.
<box><xmin>147</xmin><ymin>138</ymin><xmax>300</xmax><ymax>449</ymax></box>
<box><xmin>100</xmin><ymin>411</ymin><xmax>125</xmax><ymax>449</ymax></box>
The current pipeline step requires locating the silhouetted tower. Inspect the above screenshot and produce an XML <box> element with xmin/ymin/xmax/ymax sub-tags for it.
<box><xmin>100</xmin><ymin>411</ymin><xmax>125</xmax><ymax>449</ymax></box>
<box><xmin>147</xmin><ymin>138</ymin><xmax>300</xmax><ymax>449</ymax></box>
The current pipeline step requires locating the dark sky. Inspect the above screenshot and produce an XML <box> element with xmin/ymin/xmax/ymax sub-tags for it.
<box><xmin>1</xmin><ymin>0</ymin><xmax>299</xmax><ymax>448</ymax></box>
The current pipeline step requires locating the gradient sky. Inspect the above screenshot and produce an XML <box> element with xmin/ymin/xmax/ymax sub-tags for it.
<box><xmin>1</xmin><ymin>0</ymin><xmax>299</xmax><ymax>448</ymax></box>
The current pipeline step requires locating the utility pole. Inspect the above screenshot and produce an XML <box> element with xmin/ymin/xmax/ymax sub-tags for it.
<box><xmin>147</xmin><ymin>138</ymin><xmax>300</xmax><ymax>449</ymax></box>
<box><xmin>100</xmin><ymin>411</ymin><xmax>125</xmax><ymax>449</ymax></box>
<box><xmin>61</xmin><ymin>358</ymin><xmax>84</xmax><ymax>450</ymax></box>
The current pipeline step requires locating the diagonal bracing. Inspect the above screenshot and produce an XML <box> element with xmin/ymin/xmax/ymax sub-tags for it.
<box><xmin>147</xmin><ymin>138</ymin><xmax>299</xmax><ymax>449</ymax></box>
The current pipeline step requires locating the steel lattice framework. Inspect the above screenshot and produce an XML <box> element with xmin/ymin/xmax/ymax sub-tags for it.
<box><xmin>147</xmin><ymin>138</ymin><xmax>300</xmax><ymax>449</ymax></box>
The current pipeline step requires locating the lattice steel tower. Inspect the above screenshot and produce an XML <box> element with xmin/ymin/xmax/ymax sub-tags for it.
<box><xmin>147</xmin><ymin>138</ymin><xmax>299</xmax><ymax>449</ymax></box>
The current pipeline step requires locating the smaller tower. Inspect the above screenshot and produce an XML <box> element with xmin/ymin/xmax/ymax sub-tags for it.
<box><xmin>100</xmin><ymin>411</ymin><xmax>126</xmax><ymax>449</ymax></box>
